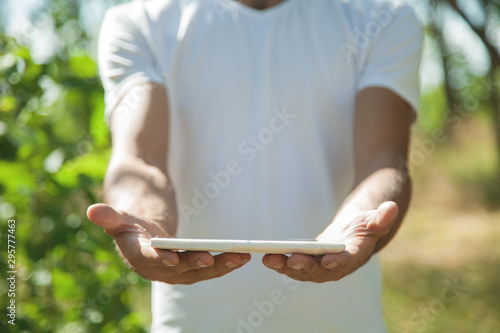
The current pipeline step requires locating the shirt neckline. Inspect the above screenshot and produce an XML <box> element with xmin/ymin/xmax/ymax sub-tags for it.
<box><xmin>225</xmin><ymin>0</ymin><xmax>299</xmax><ymax>19</ymax></box>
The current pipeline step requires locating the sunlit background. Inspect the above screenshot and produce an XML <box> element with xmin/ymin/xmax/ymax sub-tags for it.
<box><xmin>1</xmin><ymin>0</ymin><xmax>499</xmax><ymax>332</ymax></box>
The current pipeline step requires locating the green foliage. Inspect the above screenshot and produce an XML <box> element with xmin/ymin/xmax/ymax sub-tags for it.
<box><xmin>0</xmin><ymin>0</ymin><xmax>498</xmax><ymax>332</ymax></box>
<box><xmin>0</xmin><ymin>2</ymin><xmax>149</xmax><ymax>332</ymax></box>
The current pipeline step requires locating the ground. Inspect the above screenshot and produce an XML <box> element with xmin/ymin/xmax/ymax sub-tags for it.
<box><xmin>381</xmin><ymin>116</ymin><xmax>500</xmax><ymax>333</ymax></box>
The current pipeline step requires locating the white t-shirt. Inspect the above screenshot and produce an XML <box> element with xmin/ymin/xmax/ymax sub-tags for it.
<box><xmin>98</xmin><ymin>0</ymin><xmax>422</xmax><ymax>332</ymax></box>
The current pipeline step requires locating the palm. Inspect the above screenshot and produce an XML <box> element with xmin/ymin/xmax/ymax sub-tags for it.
<box><xmin>317</xmin><ymin>209</ymin><xmax>386</xmax><ymax>261</ymax></box>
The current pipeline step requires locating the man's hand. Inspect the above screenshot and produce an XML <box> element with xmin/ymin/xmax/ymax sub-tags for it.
<box><xmin>262</xmin><ymin>202</ymin><xmax>398</xmax><ymax>283</ymax></box>
<box><xmin>87</xmin><ymin>203</ymin><xmax>251</xmax><ymax>285</ymax></box>
<box><xmin>89</xmin><ymin>84</ymin><xmax>250</xmax><ymax>285</ymax></box>
<box><xmin>263</xmin><ymin>88</ymin><xmax>414</xmax><ymax>282</ymax></box>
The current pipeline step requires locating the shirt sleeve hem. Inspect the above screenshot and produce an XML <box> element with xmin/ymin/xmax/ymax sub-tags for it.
<box><xmin>358</xmin><ymin>81</ymin><xmax>420</xmax><ymax>123</ymax></box>
<box><xmin>104</xmin><ymin>76</ymin><xmax>164</xmax><ymax>125</ymax></box>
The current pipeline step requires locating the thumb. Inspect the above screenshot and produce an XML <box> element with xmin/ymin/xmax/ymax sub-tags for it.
<box><xmin>87</xmin><ymin>203</ymin><xmax>128</xmax><ymax>231</ymax></box>
<box><xmin>368</xmin><ymin>201</ymin><xmax>399</xmax><ymax>234</ymax></box>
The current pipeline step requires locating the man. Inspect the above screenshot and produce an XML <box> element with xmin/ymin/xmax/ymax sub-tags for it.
<box><xmin>87</xmin><ymin>0</ymin><xmax>422</xmax><ymax>331</ymax></box>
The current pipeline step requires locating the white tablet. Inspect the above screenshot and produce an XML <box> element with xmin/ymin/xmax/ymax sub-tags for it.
<box><xmin>150</xmin><ymin>238</ymin><xmax>345</xmax><ymax>255</ymax></box>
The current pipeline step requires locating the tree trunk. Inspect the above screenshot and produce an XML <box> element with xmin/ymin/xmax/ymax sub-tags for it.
<box><xmin>488</xmin><ymin>70</ymin><xmax>500</xmax><ymax>175</ymax></box>
<box><xmin>444</xmin><ymin>0</ymin><xmax>500</xmax><ymax>167</ymax></box>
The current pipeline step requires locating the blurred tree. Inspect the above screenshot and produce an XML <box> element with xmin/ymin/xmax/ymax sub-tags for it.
<box><xmin>428</xmin><ymin>0</ymin><xmax>500</xmax><ymax>169</ymax></box>
<box><xmin>0</xmin><ymin>0</ymin><xmax>149</xmax><ymax>332</ymax></box>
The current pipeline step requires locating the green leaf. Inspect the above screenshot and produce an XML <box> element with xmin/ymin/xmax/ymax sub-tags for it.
<box><xmin>54</xmin><ymin>150</ymin><xmax>110</xmax><ymax>187</ymax></box>
<box><xmin>0</xmin><ymin>161</ymin><xmax>36</xmax><ymax>192</ymax></box>
<box><xmin>0</xmin><ymin>95</ymin><xmax>18</xmax><ymax>112</ymax></box>
<box><xmin>69</xmin><ymin>55</ymin><xmax>97</xmax><ymax>79</ymax></box>
<box><xmin>51</xmin><ymin>267</ymin><xmax>82</xmax><ymax>301</ymax></box>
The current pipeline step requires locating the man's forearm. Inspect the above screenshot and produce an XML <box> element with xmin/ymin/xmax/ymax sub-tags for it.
<box><xmin>337</xmin><ymin>167</ymin><xmax>411</xmax><ymax>253</ymax></box>
<box><xmin>104</xmin><ymin>156</ymin><xmax>178</xmax><ymax>235</ymax></box>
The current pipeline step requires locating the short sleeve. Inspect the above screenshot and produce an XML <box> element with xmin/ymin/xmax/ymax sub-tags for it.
<box><xmin>357</xmin><ymin>5</ymin><xmax>423</xmax><ymax>116</ymax></box>
<box><xmin>98</xmin><ymin>4</ymin><xmax>163</xmax><ymax>121</ymax></box>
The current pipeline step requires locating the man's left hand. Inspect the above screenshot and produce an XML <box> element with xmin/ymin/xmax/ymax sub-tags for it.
<box><xmin>262</xmin><ymin>201</ymin><xmax>398</xmax><ymax>283</ymax></box>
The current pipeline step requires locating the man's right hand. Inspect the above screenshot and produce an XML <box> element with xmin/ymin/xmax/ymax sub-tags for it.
<box><xmin>87</xmin><ymin>203</ymin><xmax>251</xmax><ymax>285</ymax></box>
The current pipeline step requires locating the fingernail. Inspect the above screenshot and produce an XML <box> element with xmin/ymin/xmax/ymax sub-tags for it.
<box><xmin>326</xmin><ymin>261</ymin><xmax>338</xmax><ymax>269</ymax></box>
<box><xmin>291</xmin><ymin>263</ymin><xmax>304</xmax><ymax>270</ymax></box>
<box><xmin>196</xmin><ymin>259</ymin><xmax>209</xmax><ymax>267</ymax></box>
<box><xmin>162</xmin><ymin>259</ymin><xmax>174</xmax><ymax>267</ymax></box>
<box><xmin>272</xmin><ymin>262</ymin><xmax>284</xmax><ymax>269</ymax></box>
<box><xmin>225</xmin><ymin>260</ymin><xmax>238</xmax><ymax>268</ymax></box>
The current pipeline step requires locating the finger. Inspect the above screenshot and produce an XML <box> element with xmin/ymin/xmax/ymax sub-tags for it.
<box><xmin>286</xmin><ymin>254</ymin><xmax>322</xmax><ymax>274</ymax></box>
<box><xmin>165</xmin><ymin>253</ymin><xmax>251</xmax><ymax>284</ymax></box>
<box><xmin>155</xmin><ymin>248</ymin><xmax>181</xmax><ymax>267</ymax></box>
<box><xmin>203</xmin><ymin>253</ymin><xmax>251</xmax><ymax>272</ymax></box>
<box><xmin>87</xmin><ymin>203</ymin><xmax>129</xmax><ymax>232</ymax></box>
<box><xmin>320</xmin><ymin>245</ymin><xmax>363</xmax><ymax>277</ymax></box>
<box><xmin>264</xmin><ymin>260</ymin><xmax>311</xmax><ymax>282</ymax></box>
<box><xmin>115</xmin><ymin>234</ymin><xmax>180</xmax><ymax>268</ymax></box>
<box><xmin>368</xmin><ymin>201</ymin><xmax>398</xmax><ymax>234</ymax></box>
<box><xmin>215</xmin><ymin>252</ymin><xmax>251</xmax><ymax>268</ymax></box>
<box><xmin>262</xmin><ymin>254</ymin><xmax>309</xmax><ymax>279</ymax></box>
<box><xmin>169</xmin><ymin>251</ymin><xmax>216</xmax><ymax>273</ymax></box>
<box><xmin>262</xmin><ymin>254</ymin><xmax>288</xmax><ymax>270</ymax></box>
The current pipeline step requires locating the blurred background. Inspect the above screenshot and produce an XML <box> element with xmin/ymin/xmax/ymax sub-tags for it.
<box><xmin>0</xmin><ymin>0</ymin><xmax>499</xmax><ymax>332</ymax></box>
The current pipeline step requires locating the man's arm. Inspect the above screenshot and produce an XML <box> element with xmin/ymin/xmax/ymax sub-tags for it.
<box><xmin>87</xmin><ymin>83</ymin><xmax>250</xmax><ymax>284</ymax></box>
<box><xmin>262</xmin><ymin>87</ymin><xmax>412</xmax><ymax>282</ymax></box>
